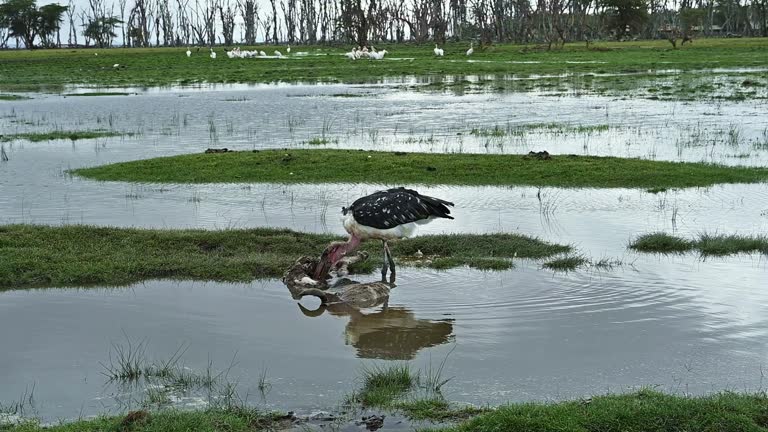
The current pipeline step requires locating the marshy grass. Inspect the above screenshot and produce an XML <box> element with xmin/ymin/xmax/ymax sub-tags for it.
<box><xmin>347</xmin><ymin>361</ymin><xmax>482</xmax><ymax>422</ymax></box>
<box><xmin>358</xmin><ymin>363</ymin><xmax>416</xmax><ymax>406</ymax></box>
<box><xmin>469</xmin><ymin>122</ymin><xmax>610</xmax><ymax>138</ymax></box>
<box><xmin>1</xmin><ymin>130</ymin><xmax>128</xmax><ymax>142</ymax></box>
<box><xmin>0</xmin><ymin>225</ymin><xmax>568</xmax><ymax>289</ymax></box>
<box><xmin>543</xmin><ymin>255</ymin><xmax>590</xmax><ymax>271</ymax></box>
<box><xmin>470</xmin><ymin>126</ymin><xmax>506</xmax><ymax>137</ymax></box>
<box><xmin>72</xmin><ymin>149</ymin><xmax>768</xmax><ymax>189</ymax></box>
<box><xmin>630</xmin><ymin>232</ymin><xmax>768</xmax><ymax>256</ymax></box>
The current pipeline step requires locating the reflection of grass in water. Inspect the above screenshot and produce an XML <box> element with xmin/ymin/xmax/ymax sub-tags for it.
<box><xmin>0</xmin><ymin>225</ymin><xmax>568</xmax><ymax>289</ymax></box>
<box><xmin>1</xmin><ymin>130</ymin><xmax>128</xmax><ymax>142</ymax></box>
<box><xmin>330</xmin><ymin>92</ymin><xmax>368</xmax><ymax>98</ymax></box>
<box><xmin>630</xmin><ymin>232</ymin><xmax>768</xmax><ymax>256</ymax></box>
<box><xmin>64</xmin><ymin>92</ymin><xmax>132</xmax><ymax>96</ymax></box>
<box><xmin>0</xmin><ymin>94</ymin><xmax>31</xmax><ymax>101</ymax></box>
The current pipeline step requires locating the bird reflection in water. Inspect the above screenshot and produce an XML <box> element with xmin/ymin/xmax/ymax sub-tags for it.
<box><xmin>283</xmin><ymin>253</ymin><xmax>454</xmax><ymax>360</ymax></box>
<box><xmin>300</xmin><ymin>301</ymin><xmax>454</xmax><ymax>361</ymax></box>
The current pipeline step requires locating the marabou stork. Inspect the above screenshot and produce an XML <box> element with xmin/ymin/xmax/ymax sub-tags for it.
<box><xmin>315</xmin><ymin>188</ymin><xmax>454</xmax><ymax>284</ymax></box>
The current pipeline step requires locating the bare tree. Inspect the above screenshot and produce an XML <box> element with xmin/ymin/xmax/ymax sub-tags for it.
<box><xmin>219</xmin><ymin>0</ymin><xmax>235</xmax><ymax>45</ymax></box>
<box><xmin>237</xmin><ymin>0</ymin><xmax>257</xmax><ymax>44</ymax></box>
<box><xmin>66</xmin><ymin>0</ymin><xmax>78</xmax><ymax>45</ymax></box>
<box><xmin>118</xmin><ymin>0</ymin><xmax>127</xmax><ymax>45</ymax></box>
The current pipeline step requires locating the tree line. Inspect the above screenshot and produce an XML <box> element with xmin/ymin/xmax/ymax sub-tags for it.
<box><xmin>1</xmin><ymin>0</ymin><xmax>766</xmax><ymax>49</ymax></box>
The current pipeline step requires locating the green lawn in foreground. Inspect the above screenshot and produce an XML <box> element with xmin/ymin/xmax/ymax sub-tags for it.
<box><xmin>0</xmin><ymin>38</ymin><xmax>765</xmax><ymax>90</ymax></box>
<box><xmin>73</xmin><ymin>149</ymin><xmax>768</xmax><ymax>189</ymax></box>
<box><xmin>439</xmin><ymin>389</ymin><xmax>768</xmax><ymax>432</ymax></box>
<box><xmin>0</xmin><ymin>225</ymin><xmax>567</xmax><ymax>289</ymax></box>
<box><xmin>8</xmin><ymin>388</ymin><xmax>768</xmax><ymax>431</ymax></box>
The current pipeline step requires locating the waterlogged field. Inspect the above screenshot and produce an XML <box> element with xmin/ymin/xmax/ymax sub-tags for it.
<box><xmin>1</xmin><ymin>42</ymin><xmax>768</xmax><ymax>429</ymax></box>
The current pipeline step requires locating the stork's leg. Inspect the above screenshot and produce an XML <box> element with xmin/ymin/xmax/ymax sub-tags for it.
<box><xmin>381</xmin><ymin>240</ymin><xmax>389</xmax><ymax>283</ymax></box>
<box><xmin>384</xmin><ymin>241</ymin><xmax>396</xmax><ymax>284</ymax></box>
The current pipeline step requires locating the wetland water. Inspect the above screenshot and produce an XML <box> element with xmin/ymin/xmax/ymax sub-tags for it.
<box><xmin>1</xmin><ymin>78</ymin><xmax>767</xmax><ymax>422</ymax></box>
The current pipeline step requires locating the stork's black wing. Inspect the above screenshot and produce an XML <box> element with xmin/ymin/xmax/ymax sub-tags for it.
<box><xmin>348</xmin><ymin>187</ymin><xmax>454</xmax><ymax>229</ymax></box>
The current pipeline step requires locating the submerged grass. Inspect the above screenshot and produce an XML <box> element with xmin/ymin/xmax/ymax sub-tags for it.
<box><xmin>543</xmin><ymin>255</ymin><xmax>590</xmax><ymax>271</ymax></box>
<box><xmin>630</xmin><ymin>232</ymin><xmax>768</xmax><ymax>256</ymax></box>
<box><xmin>72</xmin><ymin>149</ymin><xmax>768</xmax><ymax>189</ymax></box>
<box><xmin>0</xmin><ymin>225</ymin><xmax>568</xmax><ymax>289</ymax></box>
<box><xmin>471</xmin><ymin>123</ymin><xmax>611</xmax><ymax>137</ymax></box>
<box><xmin>1</xmin><ymin>130</ymin><xmax>127</xmax><ymax>142</ymax></box>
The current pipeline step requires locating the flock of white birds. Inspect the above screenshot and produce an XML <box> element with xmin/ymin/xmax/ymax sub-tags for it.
<box><xmin>344</xmin><ymin>46</ymin><xmax>388</xmax><ymax>60</ymax></box>
<box><xmin>184</xmin><ymin>42</ymin><xmax>476</xmax><ymax>60</ymax></box>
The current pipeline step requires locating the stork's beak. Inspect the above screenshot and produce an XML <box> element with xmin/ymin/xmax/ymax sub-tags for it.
<box><xmin>314</xmin><ymin>248</ymin><xmax>333</xmax><ymax>280</ymax></box>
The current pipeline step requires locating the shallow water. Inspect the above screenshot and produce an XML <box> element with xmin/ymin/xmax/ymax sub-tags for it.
<box><xmin>1</xmin><ymin>259</ymin><xmax>767</xmax><ymax>422</ymax></box>
<box><xmin>1</xmin><ymin>78</ymin><xmax>767</xmax><ymax>421</ymax></box>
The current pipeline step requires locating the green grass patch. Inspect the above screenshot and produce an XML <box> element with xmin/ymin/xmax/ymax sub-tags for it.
<box><xmin>357</xmin><ymin>363</ymin><xmax>417</xmax><ymax>406</ymax></box>
<box><xmin>629</xmin><ymin>233</ymin><xmax>696</xmax><ymax>253</ymax></box>
<box><xmin>5</xmin><ymin>408</ymin><xmax>287</xmax><ymax>432</ymax></box>
<box><xmin>394</xmin><ymin>398</ymin><xmax>486</xmax><ymax>422</ymax></box>
<box><xmin>73</xmin><ymin>149</ymin><xmax>768</xmax><ymax>189</ymax></box>
<box><xmin>438</xmin><ymin>389</ymin><xmax>768</xmax><ymax>432</ymax></box>
<box><xmin>0</xmin><ymin>225</ymin><xmax>568</xmax><ymax>289</ymax></box>
<box><xmin>1</xmin><ymin>130</ymin><xmax>128</xmax><ymax>142</ymax></box>
<box><xmin>347</xmin><ymin>363</ymin><xmax>484</xmax><ymax>422</ymax></box>
<box><xmin>0</xmin><ymin>94</ymin><xmax>30</xmax><ymax>101</ymax></box>
<box><xmin>630</xmin><ymin>232</ymin><xmax>768</xmax><ymax>256</ymax></box>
